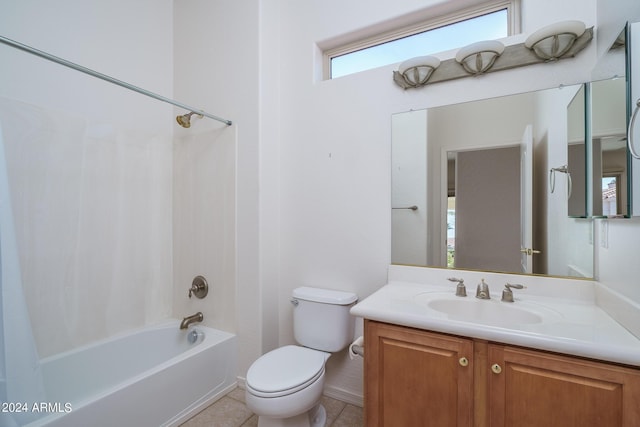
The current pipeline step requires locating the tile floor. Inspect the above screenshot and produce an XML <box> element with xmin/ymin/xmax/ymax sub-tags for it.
<box><xmin>180</xmin><ymin>387</ymin><xmax>363</xmax><ymax>427</ymax></box>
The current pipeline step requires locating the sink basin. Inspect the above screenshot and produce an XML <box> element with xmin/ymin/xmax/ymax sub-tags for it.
<box><xmin>426</xmin><ymin>298</ymin><xmax>543</xmax><ymax>326</ymax></box>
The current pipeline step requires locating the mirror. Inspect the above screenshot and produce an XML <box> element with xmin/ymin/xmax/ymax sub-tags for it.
<box><xmin>590</xmin><ymin>77</ymin><xmax>629</xmax><ymax>217</ymax></box>
<box><xmin>566</xmin><ymin>80</ymin><xmax>629</xmax><ymax>219</ymax></box>
<box><xmin>566</xmin><ymin>85</ymin><xmax>587</xmax><ymax>217</ymax></box>
<box><xmin>391</xmin><ymin>84</ymin><xmax>595</xmax><ymax>278</ymax></box>
<box><xmin>589</xmin><ymin>25</ymin><xmax>630</xmax><ymax>218</ymax></box>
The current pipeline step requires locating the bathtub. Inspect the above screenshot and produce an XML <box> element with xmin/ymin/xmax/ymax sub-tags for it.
<box><xmin>20</xmin><ymin>321</ymin><xmax>237</xmax><ymax>427</ymax></box>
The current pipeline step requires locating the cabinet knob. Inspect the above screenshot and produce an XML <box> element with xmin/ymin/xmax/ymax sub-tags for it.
<box><xmin>459</xmin><ymin>357</ymin><xmax>469</xmax><ymax>367</ymax></box>
<box><xmin>491</xmin><ymin>363</ymin><xmax>502</xmax><ymax>374</ymax></box>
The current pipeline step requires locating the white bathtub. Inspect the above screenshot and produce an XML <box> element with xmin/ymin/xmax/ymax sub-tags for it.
<box><xmin>22</xmin><ymin>320</ymin><xmax>237</xmax><ymax>427</ymax></box>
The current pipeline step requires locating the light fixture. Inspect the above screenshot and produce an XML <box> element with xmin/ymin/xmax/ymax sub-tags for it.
<box><xmin>394</xmin><ymin>55</ymin><xmax>441</xmax><ymax>88</ymax></box>
<box><xmin>455</xmin><ymin>40</ymin><xmax>505</xmax><ymax>75</ymax></box>
<box><xmin>392</xmin><ymin>21</ymin><xmax>592</xmax><ymax>89</ymax></box>
<box><xmin>525</xmin><ymin>20</ymin><xmax>586</xmax><ymax>61</ymax></box>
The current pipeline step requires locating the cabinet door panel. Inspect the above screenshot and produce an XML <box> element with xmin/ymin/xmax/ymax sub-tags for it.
<box><xmin>365</xmin><ymin>321</ymin><xmax>473</xmax><ymax>427</ymax></box>
<box><xmin>489</xmin><ymin>345</ymin><xmax>640</xmax><ymax>427</ymax></box>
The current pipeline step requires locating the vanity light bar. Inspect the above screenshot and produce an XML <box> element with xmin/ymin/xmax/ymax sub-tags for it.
<box><xmin>394</xmin><ymin>22</ymin><xmax>593</xmax><ymax>89</ymax></box>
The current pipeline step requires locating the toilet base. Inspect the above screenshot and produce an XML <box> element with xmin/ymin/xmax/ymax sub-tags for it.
<box><xmin>257</xmin><ymin>403</ymin><xmax>327</xmax><ymax>427</ymax></box>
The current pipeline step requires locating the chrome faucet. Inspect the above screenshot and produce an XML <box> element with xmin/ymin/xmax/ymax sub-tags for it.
<box><xmin>476</xmin><ymin>279</ymin><xmax>490</xmax><ymax>299</ymax></box>
<box><xmin>501</xmin><ymin>283</ymin><xmax>525</xmax><ymax>302</ymax></box>
<box><xmin>180</xmin><ymin>312</ymin><xmax>203</xmax><ymax>329</ymax></box>
<box><xmin>447</xmin><ymin>277</ymin><xmax>467</xmax><ymax>297</ymax></box>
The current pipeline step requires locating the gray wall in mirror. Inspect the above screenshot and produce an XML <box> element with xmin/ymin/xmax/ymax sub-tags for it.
<box><xmin>567</xmin><ymin>85</ymin><xmax>587</xmax><ymax>217</ymax></box>
<box><xmin>392</xmin><ymin>85</ymin><xmax>595</xmax><ymax>278</ymax></box>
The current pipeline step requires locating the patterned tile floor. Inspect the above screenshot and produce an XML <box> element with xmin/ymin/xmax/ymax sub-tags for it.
<box><xmin>180</xmin><ymin>387</ymin><xmax>363</xmax><ymax>427</ymax></box>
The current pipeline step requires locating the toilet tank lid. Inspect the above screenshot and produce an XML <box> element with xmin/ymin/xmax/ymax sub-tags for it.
<box><xmin>293</xmin><ymin>287</ymin><xmax>357</xmax><ymax>305</ymax></box>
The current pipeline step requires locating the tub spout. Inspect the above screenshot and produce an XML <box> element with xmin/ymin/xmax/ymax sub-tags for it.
<box><xmin>180</xmin><ymin>312</ymin><xmax>203</xmax><ymax>330</ymax></box>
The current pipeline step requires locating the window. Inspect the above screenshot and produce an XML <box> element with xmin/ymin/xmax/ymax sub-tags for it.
<box><xmin>325</xmin><ymin>1</ymin><xmax>519</xmax><ymax>79</ymax></box>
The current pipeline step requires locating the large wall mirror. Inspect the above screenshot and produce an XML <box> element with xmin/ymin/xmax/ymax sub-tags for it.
<box><xmin>392</xmin><ymin>85</ymin><xmax>595</xmax><ymax>278</ymax></box>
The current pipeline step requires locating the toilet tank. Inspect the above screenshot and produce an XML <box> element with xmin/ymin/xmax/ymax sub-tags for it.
<box><xmin>292</xmin><ymin>287</ymin><xmax>358</xmax><ymax>353</ymax></box>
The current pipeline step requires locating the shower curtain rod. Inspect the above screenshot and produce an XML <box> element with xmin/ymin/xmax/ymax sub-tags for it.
<box><xmin>0</xmin><ymin>35</ymin><xmax>232</xmax><ymax>126</ymax></box>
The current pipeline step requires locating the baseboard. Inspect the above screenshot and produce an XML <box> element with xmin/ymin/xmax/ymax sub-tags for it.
<box><xmin>323</xmin><ymin>385</ymin><xmax>363</xmax><ymax>408</ymax></box>
<box><xmin>236</xmin><ymin>376</ymin><xmax>247</xmax><ymax>389</ymax></box>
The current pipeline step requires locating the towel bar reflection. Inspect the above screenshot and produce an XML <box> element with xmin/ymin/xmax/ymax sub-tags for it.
<box><xmin>549</xmin><ymin>166</ymin><xmax>572</xmax><ymax>199</ymax></box>
<box><xmin>392</xmin><ymin>206</ymin><xmax>418</xmax><ymax>211</ymax></box>
<box><xmin>629</xmin><ymin>98</ymin><xmax>640</xmax><ymax>159</ymax></box>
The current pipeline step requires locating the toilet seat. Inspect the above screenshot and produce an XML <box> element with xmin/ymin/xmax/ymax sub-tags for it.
<box><xmin>246</xmin><ymin>345</ymin><xmax>328</xmax><ymax>398</ymax></box>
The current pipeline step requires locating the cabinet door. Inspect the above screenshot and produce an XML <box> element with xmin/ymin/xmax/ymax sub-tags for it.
<box><xmin>488</xmin><ymin>345</ymin><xmax>640</xmax><ymax>427</ymax></box>
<box><xmin>364</xmin><ymin>321</ymin><xmax>473</xmax><ymax>427</ymax></box>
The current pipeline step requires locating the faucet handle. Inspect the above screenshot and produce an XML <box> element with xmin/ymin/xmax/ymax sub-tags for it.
<box><xmin>447</xmin><ymin>277</ymin><xmax>467</xmax><ymax>297</ymax></box>
<box><xmin>188</xmin><ymin>276</ymin><xmax>209</xmax><ymax>299</ymax></box>
<box><xmin>501</xmin><ymin>283</ymin><xmax>526</xmax><ymax>302</ymax></box>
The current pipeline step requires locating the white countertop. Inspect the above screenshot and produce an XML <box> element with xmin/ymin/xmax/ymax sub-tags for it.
<box><xmin>351</xmin><ymin>279</ymin><xmax>640</xmax><ymax>367</ymax></box>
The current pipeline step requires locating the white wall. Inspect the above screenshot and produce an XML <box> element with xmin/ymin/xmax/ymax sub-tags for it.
<box><xmin>0</xmin><ymin>1</ymin><xmax>174</xmax><ymax>130</ymax></box>
<box><xmin>172</xmin><ymin>125</ymin><xmax>236</xmax><ymax>334</ymax></box>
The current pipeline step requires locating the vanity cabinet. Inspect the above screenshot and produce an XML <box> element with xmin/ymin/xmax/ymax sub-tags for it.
<box><xmin>364</xmin><ymin>320</ymin><xmax>474</xmax><ymax>426</ymax></box>
<box><xmin>364</xmin><ymin>320</ymin><xmax>640</xmax><ymax>427</ymax></box>
<box><xmin>487</xmin><ymin>345</ymin><xmax>640</xmax><ymax>426</ymax></box>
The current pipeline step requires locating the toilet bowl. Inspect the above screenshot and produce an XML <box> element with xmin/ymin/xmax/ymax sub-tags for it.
<box><xmin>246</xmin><ymin>346</ymin><xmax>330</xmax><ymax>427</ymax></box>
<box><xmin>245</xmin><ymin>287</ymin><xmax>358</xmax><ymax>427</ymax></box>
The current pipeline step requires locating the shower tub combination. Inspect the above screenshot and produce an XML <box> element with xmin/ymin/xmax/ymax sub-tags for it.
<box><xmin>22</xmin><ymin>321</ymin><xmax>236</xmax><ymax>427</ymax></box>
<box><xmin>0</xmin><ymin>35</ymin><xmax>237</xmax><ymax>427</ymax></box>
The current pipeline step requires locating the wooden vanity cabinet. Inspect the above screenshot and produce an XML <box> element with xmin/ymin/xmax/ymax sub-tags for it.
<box><xmin>488</xmin><ymin>345</ymin><xmax>640</xmax><ymax>427</ymax></box>
<box><xmin>364</xmin><ymin>320</ymin><xmax>640</xmax><ymax>427</ymax></box>
<box><xmin>364</xmin><ymin>320</ymin><xmax>474</xmax><ymax>426</ymax></box>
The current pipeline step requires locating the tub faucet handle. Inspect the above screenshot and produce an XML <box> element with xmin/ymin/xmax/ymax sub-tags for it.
<box><xmin>188</xmin><ymin>276</ymin><xmax>209</xmax><ymax>299</ymax></box>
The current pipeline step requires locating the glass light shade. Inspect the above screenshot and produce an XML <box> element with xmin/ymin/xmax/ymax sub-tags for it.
<box><xmin>398</xmin><ymin>56</ymin><xmax>441</xmax><ymax>87</ymax></box>
<box><xmin>525</xmin><ymin>20</ymin><xmax>586</xmax><ymax>60</ymax></box>
<box><xmin>455</xmin><ymin>40</ymin><xmax>505</xmax><ymax>74</ymax></box>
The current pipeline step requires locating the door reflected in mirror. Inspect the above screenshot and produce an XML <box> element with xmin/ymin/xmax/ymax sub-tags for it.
<box><xmin>446</xmin><ymin>145</ymin><xmax>523</xmax><ymax>273</ymax></box>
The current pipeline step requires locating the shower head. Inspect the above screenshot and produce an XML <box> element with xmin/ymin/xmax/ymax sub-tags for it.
<box><xmin>176</xmin><ymin>111</ymin><xmax>203</xmax><ymax>128</ymax></box>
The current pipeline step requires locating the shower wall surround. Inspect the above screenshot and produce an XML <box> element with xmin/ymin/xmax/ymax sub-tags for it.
<box><xmin>172</xmin><ymin>124</ymin><xmax>237</xmax><ymax>335</ymax></box>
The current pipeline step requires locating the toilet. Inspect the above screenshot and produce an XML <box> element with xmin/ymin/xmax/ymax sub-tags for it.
<box><xmin>245</xmin><ymin>286</ymin><xmax>358</xmax><ymax>427</ymax></box>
